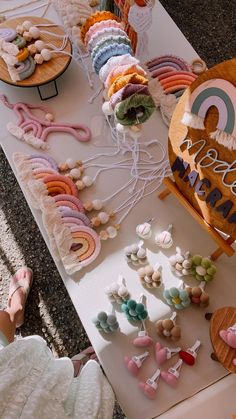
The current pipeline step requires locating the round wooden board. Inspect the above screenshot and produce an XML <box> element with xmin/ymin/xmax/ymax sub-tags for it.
<box><xmin>210</xmin><ymin>306</ymin><xmax>236</xmax><ymax>373</ymax></box>
<box><xmin>168</xmin><ymin>58</ymin><xmax>236</xmax><ymax>238</ymax></box>
<box><xmin>0</xmin><ymin>16</ymin><xmax>72</xmax><ymax>87</ymax></box>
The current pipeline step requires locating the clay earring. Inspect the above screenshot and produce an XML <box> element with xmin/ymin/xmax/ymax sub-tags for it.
<box><xmin>136</xmin><ymin>218</ymin><xmax>154</xmax><ymax>239</ymax></box>
<box><xmin>156</xmin><ymin>311</ymin><xmax>181</xmax><ymax>341</ymax></box>
<box><xmin>133</xmin><ymin>321</ymin><xmax>154</xmax><ymax>348</ymax></box>
<box><xmin>124</xmin><ymin>351</ymin><xmax>149</xmax><ymax>375</ymax></box>
<box><xmin>155</xmin><ymin>342</ymin><xmax>181</xmax><ymax>365</ymax></box>
<box><xmin>92</xmin><ymin>307</ymin><xmax>119</xmax><ymax>334</ymax></box>
<box><xmin>124</xmin><ymin>241</ymin><xmax>147</xmax><ymax>266</ymax></box>
<box><xmin>155</xmin><ymin>224</ymin><xmax>173</xmax><ymax>248</ymax></box>
<box><xmin>219</xmin><ymin>323</ymin><xmax>236</xmax><ymax>349</ymax></box>
<box><xmin>121</xmin><ymin>294</ymin><xmax>148</xmax><ymax>322</ymax></box>
<box><xmin>138</xmin><ymin>263</ymin><xmax>162</xmax><ymax>289</ymax></box>
<box><xmin>105</xmin><ymin>275</ymin><xmax>130</xmax><ymax>304</ymax></box>
<box><xmin>161</xmin><ymin>359</ymin><xmax>183</xmax><ymax>387</ymax></box>
<box><xmin>139</xmin><ymin>368</ymin><xmax>161</xmax><ymax>399</ymax></box>
<box><xmin>179</xmin><ymin>340</ymin><xmax>201</xmax><ymax>365</ymax></box>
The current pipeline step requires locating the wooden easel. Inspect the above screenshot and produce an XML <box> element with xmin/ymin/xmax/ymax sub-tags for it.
<box><xmin>158</xmin><ymin>177</ymin><xmax>235</xmax><ymax>261</ymax></box>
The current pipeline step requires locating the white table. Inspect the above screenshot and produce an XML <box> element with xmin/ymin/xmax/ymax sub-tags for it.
<box><xmin>0</xmin><ymin>2</ymin><xmax>235</xmax><ymax>418</ymax></box>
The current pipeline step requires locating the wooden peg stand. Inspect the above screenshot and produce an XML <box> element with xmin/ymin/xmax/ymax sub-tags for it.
<box><xmin>158</xmin><ymin>177</ymin><xmax>235</xmax><ymax>260</ymax></box>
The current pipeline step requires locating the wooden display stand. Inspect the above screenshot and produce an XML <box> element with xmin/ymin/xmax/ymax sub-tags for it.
<box><xmin>0</xmin><ymin>16</ymin><xmax>72</xmax><ymax>99</ymax></box>
<box><xmin>158</xmin><ymin>177</ymin><xmax>235</xmax><ymax>260</ymax></box>
<box><xmin>206</xmin><ymin>307</ymin><xmax>236</xmax><ymax>373</ymax></box>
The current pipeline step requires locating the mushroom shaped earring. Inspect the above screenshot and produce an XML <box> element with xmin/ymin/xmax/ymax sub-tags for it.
<box><xmin>155</xmin><ymin>342</ymin><xmax>181</xmax><ymax>365</ymax></box>
<box><xmin>133</xmin><ymin>321</ymin><xmax>154</xmax><ymax>348</ymax></box>
<box><xmin>139</xmin><ymin>368</ymin><xmax>161</xmax><ymax>399</ymax></box>
<box><xmin>161</xmin><ymin>359</ymin><xmax>183</xmax><ymax>388</ymax></box>
<box><xmin>124</xmin><ymin>351</ymin><xmax>149</xmax><ymax>375</ymax></box>
<box><xmin>155</xmin><ymin>224</ymin><xmax>173</xmax><ymax>248</ymax></box>
<box><xmin>179</xmin><ymin>339</ymin><xmax>201</xmax><ymax>366</ymax></box>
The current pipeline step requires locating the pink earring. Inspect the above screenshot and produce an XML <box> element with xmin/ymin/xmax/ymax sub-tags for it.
<box><xmin>133</xmin><ymin>322</ymin><xmax>154</xmax><ymax>348</ymax></box>
<box><xmin>161</xmin><ymin>359</ymin><xmax>183</xmax><ymax>387</ymax></box>
<box><xmin>219</xmin><ymin>323</ymin><xmax>236</xmax><ymax>349</ymax></box>
<box><xmin>124</xmin><ymin>351</ymin><xmax>149</xmax><ymax>375</ymax></box>
<box><xmin>155</xmin><ymin>342</ymin><xmax>181</xmax><ymax>365</ymax></box>
<box><xmin>139</xmin><ymin>368</ymin><xmax>161</xmax><ymax>399</ymax></box>
<box><xmin>179</xmin><ymin>340</ymin><xmax>201</xmax><ymax>366</ymax></box>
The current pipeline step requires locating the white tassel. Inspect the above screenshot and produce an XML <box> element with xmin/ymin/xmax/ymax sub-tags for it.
<box><xmin>23</xmin><ymin>133</ymin><xmax>49</xmax><ymax>150</ymax></box>
<box><xmin>210</xmin><ymin>129</ymin><xmax>236</xmax><ymax>151</ymax></box>
<box><xmin>7</xmin><ymin>122</ymin><xmax>25</xmax><ymax>139</ymax></box>
<box><xmin>181</xmin><ymin>111</ymin><xmax>205</xmax><ymax>129</ymax></box>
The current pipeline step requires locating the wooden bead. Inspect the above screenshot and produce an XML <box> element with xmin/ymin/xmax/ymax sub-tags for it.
<box><xmin>84</xmin><ymin>202</ymin><xmax>93</xmax><ymax>212</ymax></box>
<box><xmin>27</xmin><ymin>44</ymin><xmax>37</xmax><ymax>55</ymax></box>
<box><xmin>91</xmin><ymin>217</ymin><xmax>101</xmax><ymax>227</ymax></box>
<box><xmin>75</xmin><ymin>180</ymin><xmax>85</xmax><ymax>190</ymax></box>
<box><xmin>58</xmin><ymin>163</ymin><xmax>68</xmax><ymax>172</ymax></box>
<box><xmin>100</xmin><ymin>230</ymin><xmax>109</xmax><ymax>240</ymax></box>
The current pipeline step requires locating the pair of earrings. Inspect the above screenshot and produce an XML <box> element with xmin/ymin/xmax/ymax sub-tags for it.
<box><xmin>136</xmin><ymin>220</ymin><xmax>174</xmax><ymax>249</ymax></box>
<box><xmin>156</xmin><ymin>312</ymin><xmax>181</xmax><ymax>341</ymax></box>
<box><xmin>137</xmin><ymin>263</ymin><xmax>162</xmax><ymax>289</ymax></box>
<box><xmin>125</xmin><ymin>340</ymin><xmax>201</xmax><ymax>398</ymax></box>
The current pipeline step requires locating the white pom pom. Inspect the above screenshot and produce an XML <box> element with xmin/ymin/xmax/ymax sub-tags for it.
<box><xmin>98</xmin><ymin>212</ymin><xmax>109</xmax><ymax>224</ymax></box>
<box><xmin>92</xmin><ymin>199</ymin><xmax>103</xmax><ymax>210</ymax></box>
<box><xmin>107</xmin><ymin>226</ymin><xmax>118</xmax><ymax>238</ymax></box>
<box><xmin>45</xmin><ymin>113</ymin><xmax>54</xmax><ymax>122</ymax></box>
<box><xmin>41</xmin><ymin>48</ymin><xmax>52</xmax><ymax>61</ymax></box>
<box><xmin>29</xmin><ymin>26</ymin><xmax>40</xmax><ymax>39</ymax></box>
<box><xmin>66</xmin><ymin>158</ymin><xmax>76</xmax><ymax>169</ymax></box>
<box><xmin>82</xmin><ymin>175</ymin><xmax>93</xmax><ymax>187</ymax></box>
<box><xmin>22</xmin><ymin>20</ymin><xmax>33</xmax><ymax>30</ymax></box>
<box><xmin>35</xmin><ymin>40</ymin><xmax>45</xmax><ymax>52</ymax></box>
<box><xmin>102</xmin><ymin>101</ymin><xmax>113</xmax><ymax>115</ymax></box>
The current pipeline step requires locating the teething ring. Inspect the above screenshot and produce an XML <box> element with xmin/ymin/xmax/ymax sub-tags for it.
<box><xmin>191</xmin><ymin>58</ymin><xmax>207</xmax><ymax>75</ymax></box>
<box><xmin>17</xmin><ymin>47</ymin><xmax>29</xmax><ymax>62</ymax></box>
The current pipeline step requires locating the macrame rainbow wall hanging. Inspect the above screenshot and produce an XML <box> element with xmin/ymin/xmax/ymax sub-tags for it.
<box><xmin>182</xmin><ymin>78</ymin><xmax>236</xmax><ymax>150</ymax></box>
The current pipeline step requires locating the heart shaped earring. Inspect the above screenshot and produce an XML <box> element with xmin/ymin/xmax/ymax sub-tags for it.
<box><xmin>161</xmin><ymin>359</ymin><xmax>183</xmax><ymax>387</ymax></box>
<box><xmin>133</xmin><ymin>321</ymin><xmax>153</xmax><ymax>347</ymax></box>
<box><xmin>124</xmin><ymin>351</ymin><xmax>149</xmax><ymax>375</ymax></box>
<box><xmin>155</xmin><ymin>342</ymin><xmax>181</xmax><ymax>365</ymax></box>
<box><xmin>179</xmin><ymin>340</ymin><xmax>201</xmax><ymax>365</ymax></box>
<box><xmin>139</xmin><ymin>368</ymin><xmax>161</xmax><ymax>399</ymax></box>
<box><xmin>219</xmin><ymin>323</ymin><xmax>236</xmax><ymax>348</ymax></box>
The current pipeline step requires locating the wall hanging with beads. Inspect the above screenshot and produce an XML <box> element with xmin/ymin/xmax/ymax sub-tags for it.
<box><xmin>12</xmin><ymin>138</ymin><xmax>169</xmax><ymax>273</ymax></box>
<box><xmin>146</xmin><ymin>54</ymin><xmax>207</xmax><ymax>126</ymax></box>
<box><xmin>0</xmin><ymin>16</ymin><xmax>72</xmax><ymax>90</ymax></box>
<box><xmin>80</xmin><ymin>10</ymin><xmax>156</xmax><ymax>133</ymax></box>
<box><xmin>159</xmin><ymin>58</ymin><xmax>236</xmax><ymax>260</ymax></box>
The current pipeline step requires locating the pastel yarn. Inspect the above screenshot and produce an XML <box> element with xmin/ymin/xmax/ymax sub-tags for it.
<box><xmin>92</xmin><ymin>311</ymin><xmax>119</xmax><ymax>333</ymax></box>
<box><xmin>70</xmin><ymin>225</ymin><xmax>101</xmax><ymax>265</ymax></box>
<box><xmin>105</xmin><ymin>63</ymin><xmax>146</xmax><ymax>89</ymax></box>
<box><xmin>163</xmin><ymin>287</ymin><xmax>191</xmax><ymax>310</ymax></box>
<box><xmin>43</xmin><ymin>173</ymin><xmax>78</xmax><ymax>197</ymax></box>
<box><xmin>108</xmin><ymin>72</ymin><xmax>148</xmax><ymax>98</ymax></box>
<box><xmin>99</xmin><ymin>53</ymin><xmax>139</xmax><ymax>83</ymax></box>
<box><xmin>146</xmin><ymin>55</ymin><xmax>190</xmax><ymax>73</ymax></box>
<box><xmin>60</xmin><ymin>209</ymin><xmax>92</xmax><ymax>227</ymax></box>
<box><xmin>54</xmin><ymin>194</ymin><xmax>85</xmax><ymax>213</ymax></box>
<box><xmin>91</xmin><ymin>35</ymin><xmax>131</xmax><ymax>61</ymax></box>
<box><xmin>13</xmin><ymin>56</ymin><xmax>36</xmax><ymax>82</ymax></box>
<box><xmin>110</xmin><ymin>83</ymin><xmax>149</xmax><ymax>109</ymax></box>
<box><xmin>93</xmin><ymin>43</ymin><xmax>132</xmax><ymax>74</ymax></box>
<box><xmin>115</xmin><ymin>93</ymin><xmax>155</xmax><ymax>126</ymax></box>
<box><xmin>80</xmin><ymin>11</ymin><xmax>121</xmax><ymax>43</ymax></box>
<box><xmin>12</xmin><ymin>35</ymin><xmax>26</xmax><ymax>49</ymax></box>
<box><xmin>121</xmin><ymin>299</ymin><xmax>148</xmax><ymax>322</ymax></box>
<box><xmin>0</xmin><ymin>28</ymin><xmax>17</xmax><ymax>42</ymax></box>
<box><xmin>85</xmin><ymin>19</ymin><xmax>124</xmax><ymax>46</ymax></box>
<box><xmin>88</xmin><ymin>26</ymin><xmax>127</xmax><ymax>51</ymax></box>
<box><xmin>190</xmin><ymin>255</ymin><xmax>217</xmax><ymax>282</ymax></box>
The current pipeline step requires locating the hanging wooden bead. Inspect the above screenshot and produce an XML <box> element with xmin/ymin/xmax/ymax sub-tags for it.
<box><xmin>99</xmin><ymin>224</ymin><xmax>119</xmax><ymax>240</ymax></box>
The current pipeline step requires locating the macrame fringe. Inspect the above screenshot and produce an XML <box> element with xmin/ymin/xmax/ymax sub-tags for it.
<box><xmin>8</xmin><ymin>122</ymin><xmax>48</xmax><ymax>149</ymax></box>
<box><xmin>148</xmin><ymin>78</ymin><xmax>178</xmax><ymax>126</ymax></box>
<box><xmin>27</xmin><ymin>179</ymin><xmax>48</xmax><ymax>209</ymax></box>
<box><xmin>210</xmin><ymin>129</ymin><xmax>236</xmax><ymax>151</ymax></box>
<box><xmin>181</xmin><ymin>111</ymin><xmax>205</xmax><ymax>129</ymax></box>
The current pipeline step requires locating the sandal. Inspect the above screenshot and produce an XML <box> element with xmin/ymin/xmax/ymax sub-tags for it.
<box><xmin>7</xmin><ymin>266</ymin><xmax>33</xmax><ymax>328</ymax></box>
<box><xmin>71</xmin><ymin>346</ymin><xmax>98</xmax><ymax>377</ymax></box>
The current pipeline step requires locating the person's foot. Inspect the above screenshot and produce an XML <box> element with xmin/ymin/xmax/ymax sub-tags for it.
<box><xmin>7</xmin><ymin>267</ymin><xmax>33</xmax><ymax>328</ymax></box>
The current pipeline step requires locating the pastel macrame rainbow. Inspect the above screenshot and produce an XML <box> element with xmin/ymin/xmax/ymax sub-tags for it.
<box><xmin>182</xmin><ymin>78</ymin><xmax>236</xmax><ymax>150</ymax></box>
<box><xmin>13</xmin><ymin>152</ymin><xmax>101</xmax><ymax>274</ymax></box>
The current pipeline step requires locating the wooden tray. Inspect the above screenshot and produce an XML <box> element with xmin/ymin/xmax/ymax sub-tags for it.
<box><xmin>0</xmin><ymin>16</ymin><xmax>72</xmax><ymax>87</ymax></box>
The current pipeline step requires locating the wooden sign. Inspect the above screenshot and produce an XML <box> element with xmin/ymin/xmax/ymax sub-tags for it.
<box><xmin>168</xmin><ymin>58</ymin><xmax>236</xmax><ymax>238</ymax></box>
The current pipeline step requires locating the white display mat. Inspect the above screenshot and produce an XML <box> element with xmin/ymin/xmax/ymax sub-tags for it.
<box><xmin>0</xmin><ymin>2</ymin><xmax>235</xmax><ymax>418</ymax></box>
